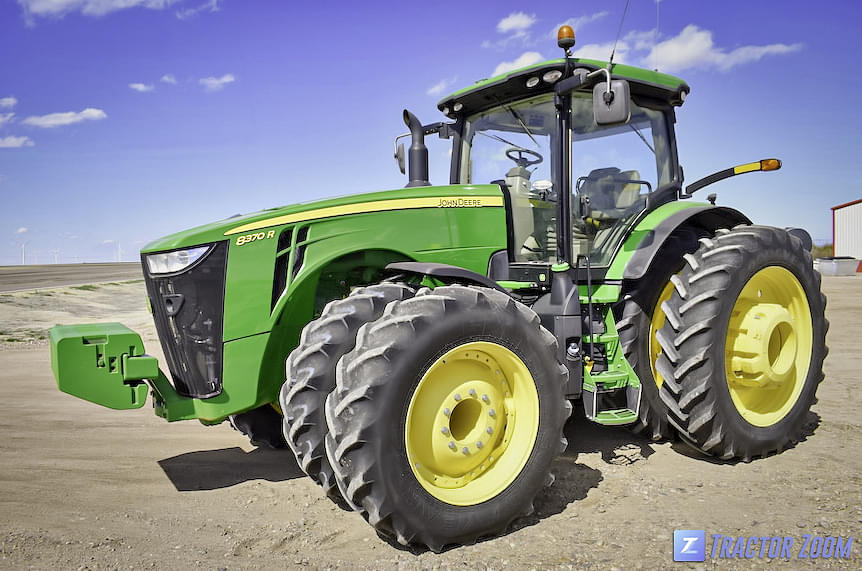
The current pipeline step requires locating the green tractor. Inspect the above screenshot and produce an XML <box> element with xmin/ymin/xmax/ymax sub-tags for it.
<box><xmin>50</xmin><ymin>26</ymin><xmax>827</xmax><ymax>551</ymax></box>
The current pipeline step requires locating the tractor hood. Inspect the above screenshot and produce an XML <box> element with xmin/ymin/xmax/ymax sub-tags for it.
<box><xmin>140</xmin><ymin>184</ymin><xmax>504</xmax><ymax>254</ymax></box>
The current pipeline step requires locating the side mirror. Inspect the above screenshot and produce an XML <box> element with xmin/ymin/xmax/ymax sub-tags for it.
<box><xmin>593</xmin><ymin>80</ymin><xmax>631</xmax><ymax>125</ymax></box>
<box><xmin>394</xmin><ymin>142</ymin><xmax>406</xmax><ymax>175</ymax></box>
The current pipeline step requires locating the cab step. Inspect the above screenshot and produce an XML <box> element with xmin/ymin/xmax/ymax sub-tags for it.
<box><xmin>582</xmin><ymin>384</ymin><xmax>641</xmax><ymax>426</ymax></box>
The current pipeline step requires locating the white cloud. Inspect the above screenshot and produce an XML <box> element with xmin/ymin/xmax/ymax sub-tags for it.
<box><xmin>176</xmin><ymin>0</ymin><xmax>219</xmax><ymax>20</ymax></box>
<box><xmin>199</xmin><ymin>73</ymin><xmax>235</xmax><ymax>92</ymax></box>
<box><xmin>486</xmin><ymin>11</ymin><xmax>608</xmax><ymax>51</ymax></box>
<box><xmin>624</xmin><ymin>29</ymin><xmax>657</xmax><ymax>52</ymax></box>
<box><xmin>497</xmin><ymin>12</ymin><xmax>535</xmax><ymax>34</ymax></box>
<box><xmin>427</xmin><ymin>77</ymin><xmax>457</xmax><ymax>97</ymax></box>
<box><xmin>129</xmin><ymin>82</ymin><xmax>154</xmax><ymax>92</ymax></box>
<box><xmin>0</xmin><ymin>112</ymin><xmax>15</xmax><ymax>126</ymax></box>
<box><xmin>483</xmin><ymin>11</ymin><xmax>539</xmax><ymax>50</ymax></box>
<box><xmin>550</xmin><ymin>12</ymin><xmax>608</xmax><ymax>39</ymax></box>
<box><xmin>0</xmin><ymin>135</ymin><xmax>34</xmax><ymax>148</ymax></box>
<box><xmin>0</xmin><ymin>96</ymin><xmax>17</xmax><ymax>109</ymax></box>
<box><xmin>493</xmin><ymin>51</ymin><xmax>543</xmax><ymax>77</ymax></box>
<box><xmin>17</xmin><ymin>0</ymin><xmax>182</xmax><ymax>19</ymax></box>
<box><xmin>16</xmin><ymin>227</ymin><xmax>29</xmax><ymax>234</ymax></box>
<box><xmin>102</xmin><ymin>239</ymin><xmax>114</xmax><ymax>244</ymax></box>
<box><xmin>22</xmin><ymin>107</ymin><xmax>107</xmax><ymax>128</ymax></box>
<box><xmin>643</xmin><ymin>25</ymin><xmax>802</xmax><ymax>73</ymax></box>
<box><xmin>573</xmin><ymin>41</ymin><xmax>630</xmax><ymax>63</ymax></box>
<box><xmin>160</xmin><ymin>74</ymin><xmax>177</xmax><ymax>85</ymax></box>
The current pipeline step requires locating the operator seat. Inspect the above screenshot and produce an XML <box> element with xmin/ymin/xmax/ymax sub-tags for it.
<box><xmin>579</xmin><ymin>168</ymin><xmax>644</xmax><ymax>220</ymax></box>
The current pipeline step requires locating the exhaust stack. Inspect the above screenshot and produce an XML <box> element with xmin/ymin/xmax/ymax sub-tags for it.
<box><xmin>403</xmin><ymin>109</ymin><xmax>430</xmax><ymax>187</ymax></box>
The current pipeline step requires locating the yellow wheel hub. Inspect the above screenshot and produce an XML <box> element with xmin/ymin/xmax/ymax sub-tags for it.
<box><xmin>405</xmin><ymin>341</ymin><xmax>539</xmax><ymax>506</ymax></box>
<box><xmin>649</xmin><ymin>279</ymin><xmax>676</xmax><ymax>389</ymax></box>
<box><xmin>725</xmin><ymin>266</ymin><xmax>813</xmax><ymax>427</ymax></box>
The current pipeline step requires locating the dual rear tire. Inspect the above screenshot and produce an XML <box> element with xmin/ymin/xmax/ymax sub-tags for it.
<box><xmin>655</xmin><ymin>225</ymin><xmax>828</xmax><ymax>460</ymax></box>
<box><xmin>618</xmin><ymin>225</ymin><xmax>827</xmax><ymax>460</ymax></box>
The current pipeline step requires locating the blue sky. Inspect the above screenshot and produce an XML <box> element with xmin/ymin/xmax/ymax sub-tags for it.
<box><xmin>1</xmin><ymin>0</ymin><xmax>860</xmax><ymax>264</ymax></box>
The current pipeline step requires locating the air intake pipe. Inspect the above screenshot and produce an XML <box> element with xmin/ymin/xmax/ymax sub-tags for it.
<box><xmin>403</xmin><ymin>109</ymin><xmax>430</xmax><ymax>187</ymax></box>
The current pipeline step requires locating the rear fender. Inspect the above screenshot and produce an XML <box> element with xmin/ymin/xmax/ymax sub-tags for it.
<box><xmin>607</xmin><ymin>204</ymin><xmax>751</xmax><ymax>281</ymax></box>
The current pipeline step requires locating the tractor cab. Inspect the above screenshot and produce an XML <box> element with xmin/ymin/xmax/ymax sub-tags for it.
<box><xmin>395</xmin><ymin>35</ymin><xmax>690</xmax><ymax>281</ymax></box>
<box><xmin>448</xmin><ymin>84</ymin><xmax>679</xmax><ymax>269</ymax></box>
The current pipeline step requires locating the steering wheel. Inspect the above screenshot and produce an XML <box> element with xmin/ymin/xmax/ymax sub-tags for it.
<box><xmin>505</xmin><ymin>147</ymin><xmax>543</xmax><ymax>168</ymax></box>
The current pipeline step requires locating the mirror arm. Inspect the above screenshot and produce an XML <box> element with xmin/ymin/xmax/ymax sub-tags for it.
<box><xmin>587</xmin><ymin>68</ymin><xmax>612</xmax><ymax>96</ymax></box>
<box><xmin>393</xmin><ymin>132</ymin><xmax>410</xmax><ymax>158</ymax></box>
<box><xmin>420</xmin><ymin>121</ymin><xmax>455</xmax><ymax>139</ymax></box>
<box><xmin>554</xmin><ymin>69</ymin><xmax>587</xmax><ymax>95</ymax></box>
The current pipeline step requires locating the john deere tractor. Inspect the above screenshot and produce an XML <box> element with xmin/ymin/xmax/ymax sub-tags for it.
<box><xmin>50</xmin><ymin>26</ymin><xmax>827</xmax><ymax>551</ymax></box>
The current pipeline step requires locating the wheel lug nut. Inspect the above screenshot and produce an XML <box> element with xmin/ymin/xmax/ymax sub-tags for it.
<box><xmin>482</xmin><ymin>394</ymin><xmax>490</xmax><ymax>403</ymax></box>
<box><xmin>476</xmin><ymin>441</ymin><xmax>484</xmax><ymax>449</ymax></box>
<box><xmin>443</xmin><ymin>407</ymin><xmax>451</xmax><ymax>416</ymax></box>
<box><xmin>469</xmin><ymin>388</ymin><xmax>476</xmax><ymax>396</ymax></box>
<box><xmin>441</xmin><ymin>426</ymin><xmax>450</xmax><ymax>435</ymax></box>
<box><xmin>486</xmin><ymin>427</ymin><xmax>493</xmax><ymax>434</ymax></box>
<box><xmin>489</xmin><ymin>409</ymin><xmax>496</xmax><ymax>418</ymax></box>
<box><xmin>449</xmin><ymin>441</ymin><xmax>456</xmax><ymax>450</ymax></box>
<box><xmin>454</xmin><ymin>393</ymin><xmax>461</xmax><ymax>401</ymax></box>
<box><xmin>462</xmin><ymin>447</ymin><xmax>470</xmax><ymax>455</ymax></box>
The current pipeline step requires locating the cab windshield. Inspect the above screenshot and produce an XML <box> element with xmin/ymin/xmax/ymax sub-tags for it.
<box><xmin>458</xmin><ymin>91</ymin><xmax>674</xmax><ymax>266</ymax></box>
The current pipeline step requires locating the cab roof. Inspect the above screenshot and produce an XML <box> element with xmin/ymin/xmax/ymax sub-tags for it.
<box><xmin>437</xmin><ymin>58</ymin><xmax>690</xmax><ymax>118</ymax></box>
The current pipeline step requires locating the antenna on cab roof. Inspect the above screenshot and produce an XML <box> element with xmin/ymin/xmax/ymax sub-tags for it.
<box><xmin>608</xmin><ymin>0</ymin><xmax>631</xmax><ymax>69</ymax></box>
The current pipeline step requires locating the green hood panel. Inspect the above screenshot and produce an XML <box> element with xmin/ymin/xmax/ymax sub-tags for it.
<box><xmin>141</xmin><ymin>184</ymin><xmax>504</xmax><ymax>254</ymax></box>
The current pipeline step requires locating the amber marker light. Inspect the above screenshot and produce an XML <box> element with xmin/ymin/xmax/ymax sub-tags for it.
<box><xmin>760</xmin><ymin>158</ymin><xmax>782</xmax><ymax>171</ymax></box>
<box><xmin>557</xmin><ymin>25</ymin><xmax>575</xmax><ymax>50</ymax></box>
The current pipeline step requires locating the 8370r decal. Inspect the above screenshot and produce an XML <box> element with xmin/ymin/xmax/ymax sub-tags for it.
<box><xmin>235</xmin><ymin>230</ymin><xmax>276</xmax><ymax>246</ymax></box>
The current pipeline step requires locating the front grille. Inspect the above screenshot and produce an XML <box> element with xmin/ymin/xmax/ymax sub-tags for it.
<box><xmin>143</xmin><ymin>241</ymin><xmax>228</xmax><ymax>399</ymax></box>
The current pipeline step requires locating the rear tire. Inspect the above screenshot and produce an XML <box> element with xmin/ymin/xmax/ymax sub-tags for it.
<box><xmin>325</xmin><ymin>285</ymin><xmax>570</xmax><ymax>551</ymax></box>
<box><xmin>616</xmin><ymin>228</ymin><xmax>701</xmax><ymax>441</ymax></box>
<box><xmin>280</xmin><ymin>282</ymin><xmax>415</xmax><ymax>500</ymax></box>
<box><xmin>656</xmin><ymin>226</ymin><xmax>828</xmax><ymax>460</ymax></box>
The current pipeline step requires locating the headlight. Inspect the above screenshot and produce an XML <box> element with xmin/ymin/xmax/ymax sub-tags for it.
<box><xmin>146</xmin><ymin>245</ymin><xmax>211</xmax><ymax>275</ymax></box>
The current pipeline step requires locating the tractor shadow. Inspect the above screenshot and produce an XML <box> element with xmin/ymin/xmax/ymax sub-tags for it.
<box><xmin>562</xmin><ymin>406</ymin><xmax>658</xmax><ymax>465</ymax></box>
<box><xmin>158</xmin><ymin>446</ymin><xmax>303</xmax><ymax>491</ymax></box>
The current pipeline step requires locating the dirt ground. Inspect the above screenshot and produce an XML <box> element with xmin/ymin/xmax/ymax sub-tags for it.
<box><xmin>0</xmin><ymin>277</ymin><xmax>859</xmax><ymax>570</ymax></box>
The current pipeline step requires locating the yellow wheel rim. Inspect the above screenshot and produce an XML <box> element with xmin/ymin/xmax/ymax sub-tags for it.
<box><xmin>405</xmin><ymin>341</ymin><xmax>539</xmax><ymax>506</ymax></box>
<box><xmin>725</xmin><ymin>266</ymin><xmax>813</xmax><ymax>427</ymax></box>
<box><xmin>649</xmin><ymin>279</ymin><xmax>676</xmax><ymax>389</ymax></box>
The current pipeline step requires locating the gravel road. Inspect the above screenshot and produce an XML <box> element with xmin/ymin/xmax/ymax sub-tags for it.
<box><xmin>0</xmin><ymin>263</ymin><xmax>143</xmax><ymax>292</ymax></box>
<box><xmin>0</xmin><ymin>276</ymin><xmax>859</xmax><ymax>569</ymax></box>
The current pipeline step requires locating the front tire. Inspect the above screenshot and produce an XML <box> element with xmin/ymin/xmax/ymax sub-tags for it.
<box><xmin>656</xmin><ymin>226</ymin><xmax>828</xmax><ymax>460</ymax></box>
<box><xmin>324</xmin><ymin>285</ymin><xmax>570</xmax><ymax>551</ymax></box>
